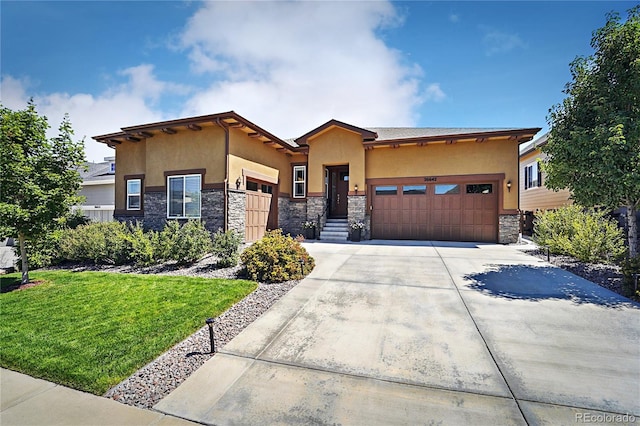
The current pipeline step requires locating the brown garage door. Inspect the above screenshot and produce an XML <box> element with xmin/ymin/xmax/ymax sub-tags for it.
<box><xmin>371</xmin><ymin>181</ymin><xmax>497</xmax><ymax>242</ymax></box>
<box><xmin>245</xmin><ymin>192</ymin><xmax>272</xmax><ymax>244</ymax></box>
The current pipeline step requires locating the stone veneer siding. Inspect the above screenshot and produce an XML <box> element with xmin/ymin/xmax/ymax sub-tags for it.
<box><xmin>498</xmin><ymin>214</ymin><xmax>519</xmax><ymax>244</ymax></box>
<box><xmin>227</xmin><ymin>190</ymin><xmax>246</xmax><ymax>240</ymax></box>
<box><xmin>347</xmin><ymin>195</ymin><xmax>369</xmax><ymax>240</ymax></box>
<box><xmin>306</xmin><ymin>196</ymin><xmax>326</xmax><ymax>230</ymax></box>
<box><xmin>121</xmin><ymin>189</ymin><xmax>224</xmax><ymax>233</ymax></box>
<box><xmin>279</xmin><ymin>197</ymin><xmax>307</xmax><ymax>237</ymax></box>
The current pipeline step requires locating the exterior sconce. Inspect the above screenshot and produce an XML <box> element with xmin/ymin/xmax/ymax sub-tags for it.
<box><xmin>507</xmin><ymin>180</ymin><xmax>512</xmax><ymax>192</ymax></box>
<box><xmin>235</xmin><ymin>177</ymin><xmax>242</xmax><ymax>190</ymax></box>
<box><xmin>354</xmin><ymin>184</ymin><xmax>358</xmax><ymax>194</ymax></box>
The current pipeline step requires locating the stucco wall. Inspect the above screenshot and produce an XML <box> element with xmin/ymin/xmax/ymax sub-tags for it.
<box><xmin>307</xmin><ymin>127</ymin><xmax>365</xmax><ymax>194</ymax></box>
<box><xmin>114</xmin><ymin>140</ymin><xmax>146</xmax><ymax>211</ymax></box>
<box><xmin>366</xmin><ymin>139</ymin><xmax>520</xmax><ymax>210</ymax></box>
<box><xmin>145</xmin><ymin>125</ymin><xmax>226</xmax><ymax>187</ymax></box>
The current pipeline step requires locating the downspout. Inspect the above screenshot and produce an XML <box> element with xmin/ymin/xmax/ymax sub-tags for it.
<box><xmin>217</xmin><ymin>118</ymin><xmax>230</xmax><ymax>231</ymax></box>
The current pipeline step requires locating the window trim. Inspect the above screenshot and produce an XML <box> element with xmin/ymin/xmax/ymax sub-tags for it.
<box><xmin>293</xmin><ymin>165</ymin><xmax>306</xmax><ymax>199</ymax></box>
<box><xmin>166</xmin><ymin>174</ymin><xmax>202</xmax><ymax>219</ymax></box>
<box><xmin>126</xmin><ymin>178</ymin><xmax>142</xmax><ymax>210</ymax></box>
<box><xmin>524</xmin><ymin>161</ymin><xmax>542</xmax><ymax>190</ymax></box>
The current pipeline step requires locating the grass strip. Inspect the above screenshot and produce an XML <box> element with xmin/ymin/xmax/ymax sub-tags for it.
<box><xmin>0</xmin><ymin>271</ymin><xmax>256</xmax><ymax>394</ymax></box>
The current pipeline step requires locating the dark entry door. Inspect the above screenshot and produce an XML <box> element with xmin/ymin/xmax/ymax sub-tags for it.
<box><xmin>329</xmin><ymin>166</ymin><xmax>349</xmax><ymax>218</ymax></box>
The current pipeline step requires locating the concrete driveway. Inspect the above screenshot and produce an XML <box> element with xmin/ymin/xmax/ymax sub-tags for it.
<box><xmin>155</xmin><ymin>241</ymin><xmax>639</xmax><ymax>425</ymax></box>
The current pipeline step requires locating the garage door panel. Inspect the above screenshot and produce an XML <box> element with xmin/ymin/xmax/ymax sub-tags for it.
<box><xmin>372</xmin><ymin>180</ymin><xmax>497</xmax><ymax>242</ymax></box>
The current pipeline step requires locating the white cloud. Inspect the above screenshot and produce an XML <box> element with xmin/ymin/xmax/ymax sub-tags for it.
<box><xmin>178</xmin><ymin>1</ymin><xmax>434</xmax><ymax>136</ymax></box>
<box><xmin>423</xmin><ymin>83</ymin><xmax>446</xmax><ymax>102</ymax></box>
<box><xmin>449</xmin><ymin>14</ymin><xmax>460</xmax><ymax>23</ymax></box>
<box><xmin>0</xmin><ymin>65</ymin><xmax>175</xmax><ymax>162</ymax></box>
<box><xmin>481</xmin><ymin>27</ymin><xmax>527</xmax><ymax>56</ymax></box>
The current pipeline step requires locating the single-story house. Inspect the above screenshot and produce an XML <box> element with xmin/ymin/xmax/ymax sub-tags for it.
<box><xmin>93</xmin><ymin>111</ymin><xmax>540</xmax><ymax>243</ymax></box>
<box><xmin>77</xmin><ymin>157</ymin><xmax>116</xmax><ymax>222</ymax></box>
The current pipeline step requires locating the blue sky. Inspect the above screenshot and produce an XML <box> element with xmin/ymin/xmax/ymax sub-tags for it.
<box><xmin>1</xmin><ymin>1</ymin><xmax>636</xmax><ymax>162</ymax></box>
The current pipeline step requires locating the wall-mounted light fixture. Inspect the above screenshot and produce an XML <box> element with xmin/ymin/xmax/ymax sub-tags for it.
<box><xmin>354</xmin><ymin>184</ymin><xmax>359</xmax><ymax>194</ymax></box>
<box><xmin>507</xmin><ymin>180</ymin><xmax>512</xmax><ymax>192</ymax></box>
<box><xmin>235</xmin><ymin>176</ymin><xmax>242</xmax><ymax>190</ymax></box>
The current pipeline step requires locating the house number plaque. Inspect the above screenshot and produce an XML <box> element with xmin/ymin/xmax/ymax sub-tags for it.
<box><xmin>424</xmin><ymin>177</ymin><xmax>438</xmax><ymax>182</ymax></box>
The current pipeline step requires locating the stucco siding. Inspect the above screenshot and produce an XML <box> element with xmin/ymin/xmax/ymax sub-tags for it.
<box><xmin>145</xmin><ymin>125</ymin><xmax>226</xmax><ymax>187</ymax></box>
<box><xmin>307</xmin><ymin>127</ymin><xmax>365</xmax><ymax>194</ymax></box>
<box><xmin>114</xmin><ymin>140</ymin><xmax>146</xmax><ymax>211</ymax></box>
<box><xmin>366</xmin><ymin>139</ymin><xmax>519</xmax><ymax>210</ymax></box>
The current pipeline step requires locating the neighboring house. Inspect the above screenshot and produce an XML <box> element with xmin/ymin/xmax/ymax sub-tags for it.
<box><xmin>93</xmin><ymin>111</ymin><xmax>540</xmax><ymax>243</ymax></box>
<box><xmin>519</xmin><ymin>132</ymin><xmax>572</xmax><ymax>212</ymax></box>
<box><xmin>77</xmin><ymin>157</ymin><xmax>115</xmax><ymax>222</ymax></box>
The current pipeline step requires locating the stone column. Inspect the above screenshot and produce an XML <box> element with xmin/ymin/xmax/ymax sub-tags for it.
<box><xmin>306</xmin><ymin>196</ymin><xmax>326</xmax><ymax>229</ymax></box>
<box><xmin>498</xmin><ymin>214</ymin><xmax>519</xmax><ymax>244</ymax></box>
<box><xmin>278</xmin><ymin>197</ymin><xmax>307</xmax><ymax>237</ymax></box>
<box><xmin>348</xmin><ymin>195</ymin><xmax>368</xmax><ymax>239</ymax></box>
<box><xmin>227</xmin><ymin>189</ymin><xmax>246</xmax><ymax>241</ymax></box>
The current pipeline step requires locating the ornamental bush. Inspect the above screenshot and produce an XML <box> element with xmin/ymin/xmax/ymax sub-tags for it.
<box><xmin>240</xmin><ymin>229</ymin><xmax>315</xmax><ymax>283</ymax></box>
<box><xmin>126</xmin><ymin>222</ymin><xmax>159</xmax><ymax>266</ymax></box>
<box><xmin>212</xmin><ymin>229</ymin><xmax>243</xmax><ymax>267</ymax></box>
<box><xmin>59</xmin><ymin>221</ymin><xmax>131</xmax><ymax>265</ymax></box>
<box><xmin>534</xmin><ymin>206</ymin><xmax>625</xmax><ymax>263</ymax></box>
<box><xmin>162</xmin><ymin>220</ymin><xmax>212</xmax><ymax>264</ymax></box>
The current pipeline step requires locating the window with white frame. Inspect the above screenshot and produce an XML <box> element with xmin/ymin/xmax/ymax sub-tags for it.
<box><xmin>167</xmin><ymin>174</ymin><xmax>201</xmax><ymax>218</ymax></box>
<box><xmin>293</xmin><ymin>165</ymin><xmax>306</xmax><ymax>198</ymax></box>
<box><xmin>126</xmin><ymin>179</ymin><xmax>141</xmax><ymax>210</ymax></box>
<box><xmin>524</xmin><ymin>161</ymin><xmax>542</xmax><ymax>190</ymax></box>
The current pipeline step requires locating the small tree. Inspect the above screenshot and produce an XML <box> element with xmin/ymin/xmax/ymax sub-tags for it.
<box><xmin>543</xmin><ymin>6</ymin><xmax>640</xmax><ymax>257</ymax></box>
<box><xmin>0</xmin><ymin>101</ymin><xmax>85</xmax><ymax>283</ymax></box>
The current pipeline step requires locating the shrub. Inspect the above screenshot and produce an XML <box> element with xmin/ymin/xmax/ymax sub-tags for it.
<box><xmin>127</xmin><ymin>222</ymin><xmax>159</xmax><ymax>266</ymax></box>
<box><xmin>621</xmin><ymin>256</ymin><xmax>640</xmax><ymax>300</ymax></box>
<box><xmin>162</xmin><ymin>220</ymin><xmax>212</xmax><ymax>264</ymax></box>
<box><xmin>212</xmin><ymin>229</ymin><xmax>243</xmax><ymax>267</ymax></box>
<box><xmin>534</xmin><ymin>206</ymin><xmax>625</xmax><ymax>263</ymax></box>
<box><xmin>15</xmin><ymin>229</ymin><xmax>64</xmax><ymax>270</ymax></box>
<box><xmin>59</xmin><ymin>221</ymin><xmax>131</xmax><ymax>265</ymax></box>
<box><xmin>241</xmin><ymin>229</ymin><xmax>315</xmax><ymax>283</ymax></box>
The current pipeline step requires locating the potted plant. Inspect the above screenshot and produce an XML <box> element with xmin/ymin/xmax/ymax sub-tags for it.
<box><xmin>350</xmin><ymin>221</ymin><xmax>365</xmax><ymax>242</ymax></box>
<box><xmin>302</xmin><ymin>221</ymin><xmax>316</xmax><ymax>240</ymax></box>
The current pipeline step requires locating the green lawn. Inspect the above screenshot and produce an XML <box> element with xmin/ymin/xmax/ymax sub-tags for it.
<box><xmin>0</xmin><ymin>271</ymin><xmax>257</xmax><ymax>395</ymax></box>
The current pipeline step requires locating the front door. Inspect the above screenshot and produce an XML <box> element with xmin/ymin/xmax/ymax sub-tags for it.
<box><xmin>329</xmin><ymin>166</ymin><xmax>349</xmax><ymax>218</ymax></box>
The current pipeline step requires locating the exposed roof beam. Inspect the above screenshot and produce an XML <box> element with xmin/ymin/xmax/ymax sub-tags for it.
<box><xmin>126</xmin><ymin>136</ymin><xmax>141</xmax><ymax>142</ymax></box>
<box><xmin>108</xmin><ymin>139</ymin><xmax>122</xmax><ymax>145</ymax></box>
<box><xmin>263</xmin><ymin>141</ymin><xmax>276</xmax><ymax>145</ymax></box>
<box><xmin>137</xmin><ymin>131</ymin><xmax>153</xmax><ymax>138</ymax></box>
<box><xmin>227</xmin><ymin>122</ymin><xmax>245</xmax><ymax>128</ymax></box>
<box><xmin>248</xmin><ymin>132</ymin><xmax>262</xmax><ymax>138</ymax></box>
<box><xmin>161</xmin><ymin>127</ymin><xmax>177</xmax><ymax>134</ymax></box>
<box><xmin>475</xmin><ymin>137</ymin><xmax>486</xmax><ymax>143</ymax></box>
<box><xmin>187</xmin><ymin>124</ymin><xmax>202</xmax><ymax>131</ymax></box>
<box><xmin>446</xmin><ymin>139</ymin><xmax>456</xmax><ymax>145</ymax></box>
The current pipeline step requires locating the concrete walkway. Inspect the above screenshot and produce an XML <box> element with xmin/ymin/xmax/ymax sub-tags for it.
<box><xmin>0</xmin><ymin>368</ymin><xmax>197</xmax><ymax>425</ymax></box>
<box><xmin>155</xmin><ymin>241</ymin><xmax>640</xmax><ymax>425</ymax></box>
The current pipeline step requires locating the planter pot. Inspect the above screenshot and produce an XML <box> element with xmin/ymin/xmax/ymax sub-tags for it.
<box><xmin>304</xmin><ymin>228</ymin><xmax>316</xmax><ymax>240</ymax></box>
<box><xmin>351</xmin><ymin>228</ymin><xmax>362</xmax><ymax>242</ymax></box>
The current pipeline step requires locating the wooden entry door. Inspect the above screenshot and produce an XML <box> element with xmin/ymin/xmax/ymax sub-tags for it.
<box><xmin>329</xmin><ymin>166</ymin><xmax>349</xmax><ymax>218</ymax></box>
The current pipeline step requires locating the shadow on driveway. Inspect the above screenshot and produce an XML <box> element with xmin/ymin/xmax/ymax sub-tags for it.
<box><xmin>464</xmin><ymin>264</ymin><xmax>639</xmax><ymax>309</ymax></box>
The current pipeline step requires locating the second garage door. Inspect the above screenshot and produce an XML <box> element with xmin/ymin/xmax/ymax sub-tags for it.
<box><xmin>371</xmin><ymin>181</ymin><xmax>498</xmax><ymax>242</ymax></box>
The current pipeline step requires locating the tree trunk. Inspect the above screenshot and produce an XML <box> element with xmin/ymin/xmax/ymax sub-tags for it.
<box><xmin>18</xmin><ymin>232</ymin><xmax>29</xmax><ymax>284</ymax></box>
<box><xmin>627</xmin><ymin>204</ymin><xmax>638</xmax><ymax>258</ymax></box>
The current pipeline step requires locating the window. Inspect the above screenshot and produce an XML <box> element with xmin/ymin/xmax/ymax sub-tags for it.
<box><xmin>167</xmin><ymin>174</ymin><xmax>201</xmax><ymax>218</ymax></box>
<box><xmin>293</xmin><ymin>166</ymin><xmax>306</xmax><ymax>198</ymax></box>
<box><xmin>466</xmin><ymin>184</ymin><xmax>493</xmax><ymax>194</ymax></box>
<box><xmin>403</xmin><ymin>185</ymin><xmax>426</xmax><ymax>195</ymax></box>
<box><xmin>435</xmin><ymin>184</ymin><xmax>460</xmax><ymax>195</ymax></box>
<box><xmin>126</xmin><ymin>179</ymin><xmax>141</xmax><ymax>210</ymax></box>
<box><xmin>246</xmin><ymin>181</ymin><xmax>259</xmax><ymax>192</ymax></box>
<box><xmin>375</xmin><ymin>185</ymin><xmax>397</xmax><ymax>195</ymax></box>
<box><xmin>524</xmin><ymin>161</ymin><xmax>542</xmax><ymax>189</ymax></box>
